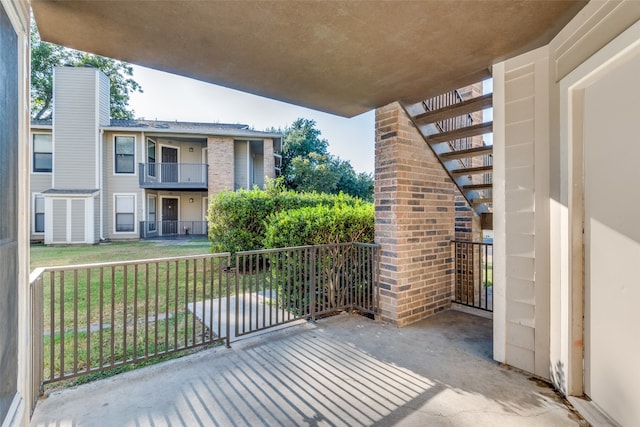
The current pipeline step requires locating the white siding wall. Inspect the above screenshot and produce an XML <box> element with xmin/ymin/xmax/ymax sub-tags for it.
<box><xmin>103</xmin><ymin>131</ymin><xmax>142</xmax><ymax>239</ymax></box>
<box><xmin>495</xmin><ymin>2</ymin><xmax>640</xmax><ymax>425</ymax></box>
<box><xmin>52</xmin><ymin>67</ymin><xmax>106</xmax><ymax>190</ymax></box>
<box><xmin>51</xmin><ymin>199</ymin><xmax>67</xmax><ymax>243</ymax></box>
<box><xmin>98</xmin><ymin>73</ymin><xmax>110</xmax><ymax>126</ymax></box>
<box><xmin>493</xmin><ymin>47</ymin><xmax>550</xmax><ymax>378</ymax></box>
<box><xmin>70</xmin><ymin>199</ymin><xmax>85</xmax><ymax>242</ymax></box>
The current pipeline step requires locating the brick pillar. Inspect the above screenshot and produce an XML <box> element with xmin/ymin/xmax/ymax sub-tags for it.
<box><xmin>375</xmin><ymin>102</ymin><xmax>456</xmax><ymax>327</ymax></box>
<box><xmin>207</xmin><ymin>137</ymin><xmax>234</xmax><ymax>195</ymax></box>
<box><xmin>263</xmin><ymin>138</ymin><xmax>275</xmax><ymax>181</ymax></box>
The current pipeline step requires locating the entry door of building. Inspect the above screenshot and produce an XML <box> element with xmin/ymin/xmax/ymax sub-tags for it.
<box><xmin>161</xmin><ymin>147</ymin><xmax>178</xmax><ymax>183</ymax></box>
<box><xmin>583</xmin><ymin>53</ymin><xmax>640</xmax><ymax>426</ymax></box>
<box><xmin>162</xmin><ymin>198</ymin><xmax>178</xmax><ymax>235</ymax></box>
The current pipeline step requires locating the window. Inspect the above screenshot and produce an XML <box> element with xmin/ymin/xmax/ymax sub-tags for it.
<box><xmin>115</xmin><ymin>136</ymin><xmax>135</xmax><ymax>174</ymax></box>
<box><xmin>33</xmin><ymin>133</ymin><xmax>52</xmax><ymax>172</ymax></box>
<box><xmin>115</xmin><ymin>194</ymin><xmax>135</xmax><ymax>232</ymax></box>
<box><xmin>148</xmin><ymin>195</ymin><xmax>156</xmax><ymax>231</ymax></box>
<box><xmin>34</xmin><ymin>195</ymin><xmax>45</xmax><ymax>233</ymax></box>
<box><xmin>147</xmin><ymin>138</ymin><xmax>156</xmax><ymax>177</ymax></box>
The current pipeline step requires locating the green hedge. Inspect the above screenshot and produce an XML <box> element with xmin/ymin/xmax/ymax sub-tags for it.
<box><xmin>207</xmin><ymin>179</ymin><xmax>372</xmax><ymax>253</ymax></box>
<box><xmin>263</xmin><ymin>203</ymin><xmax>374</xmax><ymax>248</ymax></box>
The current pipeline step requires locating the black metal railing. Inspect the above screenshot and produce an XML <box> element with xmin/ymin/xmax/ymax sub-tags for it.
<box><xmin>29</xmin><ymin>243</ymin><xmax>380</xmax><ymax>393</ymax></box>
<box><xmin>423</xmin><ymin>89</ymin><xmax>475</xmax><ymax>168</ymax></box>
<box><xmin>452</xmin><ymin>241</ymin><xmax>493</xmax><ymax>312</ymax></box>
<box><xmin>139</xmin><ymin>221</ymin><xmax>208</xmax><ymax>239</ymax></box>
<box><xmin>138</xmin><ymin>163</ymin><xmax>208</xmax><ymax>189</ymax></box>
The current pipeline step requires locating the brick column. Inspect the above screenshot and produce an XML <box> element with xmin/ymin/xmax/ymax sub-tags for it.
<box><xmin>375</xmin><ymin>102</ymin><xmax>456</xmax><ymax>326</ymax></box>
<box><xmin>263</xmin><ymin>138</ymin><xmax>275</xmax><ymax>181</ymax></box>
<box><xmin>207</xmin><ymin>137</ymin><xmax>234</xmax><ymax>195</ymax></box>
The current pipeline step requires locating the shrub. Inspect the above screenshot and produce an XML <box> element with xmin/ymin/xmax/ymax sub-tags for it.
<box><xmin>262</xmin><ymin>203</ymin><xmax>374</xmax><ymax>316</ymax></box>
<box><xmin>262</xmin><ymin>203</ymin><xmax>374</xmax><ymax>248</ymax></box>
<box><xmin>207</xmin><ymin>178</ymin><xmax>370</xmax><ymax>254</ymax></box>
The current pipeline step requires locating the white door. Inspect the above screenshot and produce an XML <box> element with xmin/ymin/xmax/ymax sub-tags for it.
<box><xmin>583</xmin><ymin>53</ymin><xmax>640</xmax><ymax>426</ymax></box>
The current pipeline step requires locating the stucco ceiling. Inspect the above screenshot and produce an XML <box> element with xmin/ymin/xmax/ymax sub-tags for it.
<box><xmin>32</xmin><ymin>1</ymin><xmax>587</xmax><ymax>117</ymax></box>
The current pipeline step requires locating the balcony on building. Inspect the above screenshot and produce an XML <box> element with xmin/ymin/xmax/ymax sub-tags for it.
<box><xmin>138</xmin><ymin>162</ymin><xmax>208</xmax><ymax>190</ymax></box>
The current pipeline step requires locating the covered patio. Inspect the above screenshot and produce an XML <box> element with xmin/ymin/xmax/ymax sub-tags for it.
<box><xmin>31</xmin><ymin>311</ymin><xmax>584</xmax><ymax>426</ymax></box>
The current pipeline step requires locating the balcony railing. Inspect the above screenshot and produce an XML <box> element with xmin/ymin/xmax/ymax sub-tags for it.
<box><xmin>138</xmin><ymin>163</ymin><xmax>208</xmax><ymax>189</ymax></box>
<box><xmin>29</xmin><ymin>243</ymin><xmax>379</xmax><ymax>404</ymax></box>
<box><xmin>452</xmin><ymin>241</ymin><xmax>493</xmax><ymax>312</ymax></box>
<box><xmin>139</xmin><ymin>220</ymin><xmax>208</xmax><ymax>239</ymax></box>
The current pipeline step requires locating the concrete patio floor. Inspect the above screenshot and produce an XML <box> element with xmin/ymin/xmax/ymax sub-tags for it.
<box><xmin>31</xmin><ymin>310</ymin><xmax>586</xmax><ymax>426</ymax></box>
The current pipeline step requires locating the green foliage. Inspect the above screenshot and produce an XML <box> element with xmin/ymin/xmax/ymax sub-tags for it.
<box><xmin>263</xmin><ymin>204</ymin><xmax>374</xmax><ymax>248</ymax></box>
<box><xmin>262</xmin><ymin>203</ymin><xmax>374</xmax><ymax>316</ymax></box>
<box><xmin>30</xmin><ymin>20</ymin><xmax>142</xmax><ymax>120</ymax></box>
<box><xmin>207</xmin><ymin>179</ymin><xmax>371</xmax><ymax>253</ymax></box>
<box><xmin>281</xmin><ymin>118</ymin><xmax>374</xmax><ymax>201</ymax></box>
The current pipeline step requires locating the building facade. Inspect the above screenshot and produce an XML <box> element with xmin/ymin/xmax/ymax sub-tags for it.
<box><xmin>30</xmin><ymin>66</ymin><xmax>282</xmax><ymax>244</ymax></box>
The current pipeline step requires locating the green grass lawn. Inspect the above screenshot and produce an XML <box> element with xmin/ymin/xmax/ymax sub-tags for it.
<box><xmin>31</xmin><ymin>240</ymin><xmax>232</xmax><ymax>387</ymax></box>
<box><xmin>31</xmin><ymin>240</ymin><xmax>212</xmax><ymax>269</ymax></box>
<box><xmin>483</xmin><ymin>261</ymin><xmax>493</xmax><ymax>287</ymax></box>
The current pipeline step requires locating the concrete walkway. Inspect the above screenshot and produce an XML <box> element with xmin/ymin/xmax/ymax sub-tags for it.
<box><xmin>31</xmin><ymin>311</ymin><xmax>586</xmax><ymax>426</ymax></box>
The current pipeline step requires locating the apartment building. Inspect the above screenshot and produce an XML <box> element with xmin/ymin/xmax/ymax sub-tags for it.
<box><xmin>30</xmin><ymin>66</ymin><xmax>282</xmax><ymax>244</ymax></box>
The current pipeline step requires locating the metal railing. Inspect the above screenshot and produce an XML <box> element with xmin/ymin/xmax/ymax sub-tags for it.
<box><xmin>29</xmin><ymin>243</ymin><xmax>379</xmax><ymax>394</ymax></box>
<box><xmin>423</xmin><ymin>89</ymin><xmax>475</xmax><ymax>168</ymax></box>
<box><xmin>139</xmin><ymin>220</ymin><xmax>208</xmax><ymax>239</ymax></box>
<box><xmin>451</xmin><ymin>241</ymin><xmax>493</xmax><ymax>312</ymax></box>
<box><xmin>138</xmin><ymin>163</ymin><xmax>208</xmax><ymax>188</ymax></box>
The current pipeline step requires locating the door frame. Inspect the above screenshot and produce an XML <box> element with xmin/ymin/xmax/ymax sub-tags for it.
<box><xmin>561</xmin><ymin>20</ymin><xmax>640</xmax><ymax>399</ymax></box>
<box><xmin>159</xmin><ymin>143</ymin><xmax>180</xmax><ymax>183</ymax></box>
<box><xmin>160</xmin><ymin>196</ymin><xmax>179</xmax><ymax>236</ymax></box>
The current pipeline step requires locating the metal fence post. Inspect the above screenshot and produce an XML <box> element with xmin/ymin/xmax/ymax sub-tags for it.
<box><xmin>225</xmin><ymin>256</ymin><xmax>232</xmax><ymax>348</ymax></box>
<box><xmin>310</xmin><ymin>246</ymin><xmax>316</xmax><ymax>322</ymax></box>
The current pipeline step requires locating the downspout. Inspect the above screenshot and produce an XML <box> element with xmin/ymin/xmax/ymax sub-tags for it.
<box><xmin>141</xmin><ymin>132</ymin><xmax>146</xmax><ymax>238</ymax></box>
<box><xmin>99</xmin><ymin>128</ymin><xmax>106</xmax><ymax>241</ymax></box>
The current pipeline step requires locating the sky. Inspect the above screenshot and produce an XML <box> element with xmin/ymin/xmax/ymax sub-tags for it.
<box><xmin>128</xmin><ymin>65</ymin><xmax>376</xmax><ymax>174</ymax></box>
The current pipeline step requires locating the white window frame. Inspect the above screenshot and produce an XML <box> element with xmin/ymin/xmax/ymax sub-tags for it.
<box><xmin>147</xmin><ymin>138</ymin><xmax>157</xmax><ymax>178</ymax></box>
<box><xmin>147</xmin><ymin>194</ymin><xmax>157</xmax><ymax>232</ymax></box>
<box><xmin>32</xmin><ymin>132</ymin><xmax>53</xmax><ymax>174</ymax></box>
<box><xmin>113</xmin><ymin>134</ymin><xmax>137</xmax><ymax>175</ymax></box>
<box><xmin>113</xmin><ymin>193</ymin><xmax>137</xmax><ymax>234</ymax></box>
<box><xmin>32</xmin><ymin>193</ymin><xmax>45</xmax><ymax>234</ymax></box>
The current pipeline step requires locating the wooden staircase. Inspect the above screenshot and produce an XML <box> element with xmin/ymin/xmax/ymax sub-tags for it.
<box><xmin>402</xmin><ymin>82</ymin><xmax>493</xmax><ymax>227</ymax></box>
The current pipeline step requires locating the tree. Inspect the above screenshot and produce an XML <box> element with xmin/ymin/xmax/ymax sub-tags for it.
<box><xmin>30</xmin><ymin>21</ymin><xmax>142</xmax><ymax>120</ymax></box>
<box><xmin>281</xmin><ymin>118</ymin><xmax>374</xmax><ymax>201</ymax></box>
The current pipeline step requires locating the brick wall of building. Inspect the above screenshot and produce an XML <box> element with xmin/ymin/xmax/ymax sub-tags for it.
<box><xmin>375</xmin><ymin>102</ymin><xmax>456</xmax><ymax>327</ymax></box>
<box><xmin>207</xmin><ymin>137</ymin><xmax>234</xmax><ymax>194</ymax></box>
<box><xmin>263</xmin><ymin>138</ymin><xmax>275</xmax><ymax>182</ymax></box>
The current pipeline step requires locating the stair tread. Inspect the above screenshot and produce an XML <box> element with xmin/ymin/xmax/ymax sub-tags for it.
<box><xmin>451</xmin><ymin>165</ymin><xmax>493</xmax><ymax>175</ymax></box>
<box><xmin>427</xmin><ymin>122</ymin><xmax>493</xmax><ymax>144</ymax></box>
<box><xmin>414</xmin><ymin>93</ymin><xmax>493</xmax><ymax>124</ymax></box>
<box><xmin>471</xmin><ymin>197</ymin><xmax>493</xmax><ymax>205</ymax></box>
<box><xmin>462</xmin><ymin>183</ymin><xmax>493</xmax><ymax>191</ymax></box>
<box><xmin>439</xmin><ymin>145</ymin><xmax>493</xmax><ymax>160</ymax></box>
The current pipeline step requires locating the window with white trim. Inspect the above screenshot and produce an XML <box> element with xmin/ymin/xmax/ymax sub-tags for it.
<box><xmin>114</xmin><ymin>136</ymin><xmax>135</xmax><ymax>174</ymax></box>
<box><xmin>148</xmin><ymin>195</ymin><xmax>157</xmax><ymax>231</ymax></box>
<box><xmin>147</xmin><ymin>138</ymin><xmax>156</xmax><ymax>177</ymax></box>
<box><xmin>115</xmin><ymin>194</ymin><xmax>135</xmax><ymax>232</ymax></box>
<box><xmin>34</xmin><ymin>194</ymin><xmax>45</xmax><ymax>233</ymax></box>
<box><xmin>33</xmin><ymin>133</ymin><xmax>52</xmax><ymax>173</ymax></box>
